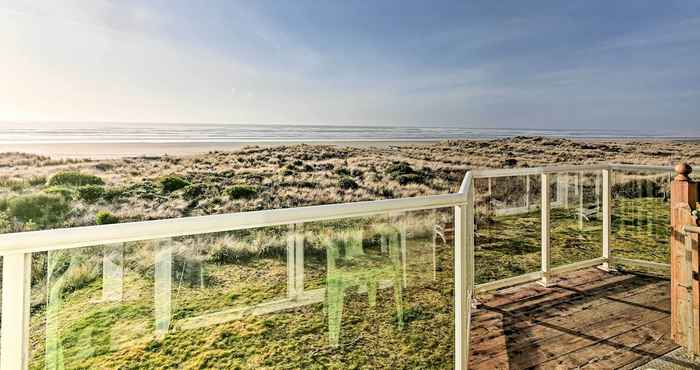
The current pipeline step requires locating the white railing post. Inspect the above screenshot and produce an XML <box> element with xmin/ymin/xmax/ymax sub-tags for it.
<box><xmin>1</xmin><ymin>253</ymin><xmax>32</xmax><ymax>370</ymax></box>
<box><xmin>454</xmin><ymin>177</ymin><xmax>474</xmax><ymax>370</ymax></box>
<box><xmin>540</xmin><ymin>173</ymin><xmax>551</xmax><ymax>287</ymax></box>
<box><xmin>601</xmin><ymin>168</ymin><xmax>612</xmax><ymax>271</ymax></box>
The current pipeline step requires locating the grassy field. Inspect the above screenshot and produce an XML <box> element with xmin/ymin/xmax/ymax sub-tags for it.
<box><xmin>0</xmin><ymin>137</ymin><xmax>695</xmax><ymax>369</ymax></box>
<box><xmin>25</xmin><ymin>213</ymin><xmax>457</xmax><ymax>369</ymax></box>
<box><xmin>14</xmin><ymin>194</ymin><xmax>672</xmax><ymax>369</ymax></box>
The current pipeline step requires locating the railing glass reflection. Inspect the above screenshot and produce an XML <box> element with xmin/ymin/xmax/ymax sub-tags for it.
<box><xmin>27</xmin><ymin>209</ymin><xmax>456</xmax><ymax>369</ymax></box>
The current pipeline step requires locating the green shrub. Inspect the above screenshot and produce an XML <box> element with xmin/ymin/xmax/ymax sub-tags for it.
<box><xmin>280</xmin><ymin>165</ymin><xmax>296</xmax><ymax>176</ymax></box>
<box><xmin>7</xmin><ymin>194</ymin><xmax>70</xmax><ymax>227</ymax></box>
<box><xmin>103</xmin><ymin>187</ymin><xmax>126</xmax><ymax>202</ymax></box>
<box><xmin>386</xmin><ymin>162</ymin><xmax>431</xmax><ymax>185</ymax></box>
<box><xmin>95</xmin><ymin>210</ymin><xmax>119</xmax><ymax>225</ymax></box>
<box><xmin>77</xmin><ymin>185</ymin><xmax>105</xmax><ymax>203</ymax></box>
<box><xmin>44</xmin><ymin>186</ymin><xmax>75</xmax><ymax>200</ymax></box>
<box><xmin>385</xmin><ymin>162</ymin><xmax>416</xmax><ymax>178</ymax></box>
<box><xmin>398</xmin><ymin>174</ymin><xmax>423</xmax><ymax>185</ymax></box>
<box><xmin>0</xmin><ymin>211</ymin><xmax>11</xmax><ymax>233</ymax></box>
<box><xmin>0</xmin><ymin>178</ymin><xmax>27</xmax><ymax>191</ymax></box>
<box><xmin>183</xmin><ymin>184</ymin><xmax>206</xmax><ymax>200</ymax></box>
<box><xmin>159</xmin><ymin>176</ymin><xmax>190</xmax><ymax>193</ymax></box>
<box><xmin>335</xmin><ymin>168</ymin><xmax>351</xmax><ymax>176</ymax></box>
<box><xmin>225</xmin><ymin>185</ymin><xmax>258</xmax><ymax>199</ymax></box>
<box><xmin>338</xmin><ymin>176</ymin><xmax>359</xmax><ymax>190</ymax></box>
<box><xmin>28</xmin><ymin>176</ymin><xmax>47</xmax><ymax>186</ymax></box>
<box><xmin>47</xmin><ymin>171</ymin><xmax>104</xmax><ymax>187</ymax></box>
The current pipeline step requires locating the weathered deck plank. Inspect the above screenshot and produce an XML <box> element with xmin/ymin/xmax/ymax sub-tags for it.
<box><xmin>469</xmin><ymin>268</ymin><xmax>676</xmax><ymax>370</ymax></box>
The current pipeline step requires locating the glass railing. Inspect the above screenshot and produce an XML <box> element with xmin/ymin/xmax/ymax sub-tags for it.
<box><xmin>471</xmin><ymin>164</ymin><xmax>672</xmax><ymax>292</ymax></box>
<box><xmin>609</xmin><ymin>165</ymin><xmax>674</xmax><ymax>269</ymax></box>
<box><xmin>549</xmin><ymin>170</ymin><xmax>604</xmax><ymax>267</ymax></box>
<box><xmin>0</xmin><ymin>180</ymin><xmax>474</xmax><ymax>370</ymax></box>
<box><xmin>0</xmin><ymin>164</ymin><xmax>677</xmax><ymax>369</ymax></box>
<box><xmin>474</xmin><ymin>174</ymin><xmax>541</xmax><ymax>283</ymax></box>
<box><xmin>22</xmin><ymin>209</ymin><xmax>457</xmax><ymax>369</ymax></box>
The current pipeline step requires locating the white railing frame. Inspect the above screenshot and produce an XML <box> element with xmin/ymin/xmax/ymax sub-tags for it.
<box><xmin>0</xmin><ymin>163</ymin><xmax>676</xmax><ymax>369</ymax></box>
<box><xmin>473</xmin><ymin>163</ymin><xmax>674</xmax><ymax>293</ymax></box>
<box><xmin>0</xmin><ymin>171</ymin><xmax>474</xmax><ymax>370</ymax></box>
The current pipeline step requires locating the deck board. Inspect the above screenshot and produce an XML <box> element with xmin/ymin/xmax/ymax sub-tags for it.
<box><xmin>470</xmin><ymin>268</ymin><xmax>677</xmax><ymax>370</ymax></box>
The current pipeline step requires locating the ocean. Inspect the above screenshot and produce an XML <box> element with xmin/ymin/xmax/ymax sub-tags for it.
<box><xmin>0</xmin><ymin>123</ymin><xmax>694</xmax><ymax>144</ymax></box>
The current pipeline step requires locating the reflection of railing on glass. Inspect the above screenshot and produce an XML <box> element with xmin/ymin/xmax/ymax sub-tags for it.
<box><xmin>0</xmin><ymin>163</ymin><xmax>676</xmax><ymax>370</ymax></box>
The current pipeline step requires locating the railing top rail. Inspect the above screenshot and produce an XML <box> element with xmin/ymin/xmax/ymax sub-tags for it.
<box><xmin>0</xmin><ymin>174</ymin><xmax>472</xmax><ymax>255</ymax></box>
<box><xmin>684</xmin><ymin>225</ymin><xmax>700</xmax><ymax>234</ymax></box>
<box><xmin>471</xmin><ymin>163</ymin><xmax>674</xmax><ymax>178</ymax></box>
<box><xmin>609</xmin><ymin>164</ymin><xmax>675</xmax><ymax>172</ymax></box>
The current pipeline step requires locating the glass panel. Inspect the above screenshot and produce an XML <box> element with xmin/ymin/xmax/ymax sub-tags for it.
<box><xmin>29</xmin><ymin>207</ymin><xmax>455</xmax><ymax>368</ymax></box>
<box><xmin>550</xmin><ymin>171</ymin><xmax>604</xmax><ymax>267</ymax></box>
<box><xmin>474</xmin><ymin>175</ymin><xmax>541</xmax><ymax>283</ymax></box>
<box><xmin>611</xmin><ymin>170</ymin><xmax>673</xmax><ymax>265</ymax></box>
<box><xmin>0</xmin><ymin>256</ymin><xmax>2</xmax><ymax>364</ymax></box>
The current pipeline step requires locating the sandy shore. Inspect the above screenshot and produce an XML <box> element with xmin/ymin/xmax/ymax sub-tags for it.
<box><xmin>0</xmin><ymin>140</ymin><xmax>442</xmax><ymax>159</ymax></box>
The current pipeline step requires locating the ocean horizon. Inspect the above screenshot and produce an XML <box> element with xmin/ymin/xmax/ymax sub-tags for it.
<box><xmin>0</xmin><ymin>123</ymin><xmax>696</xmax><ymax>144</ymax></box>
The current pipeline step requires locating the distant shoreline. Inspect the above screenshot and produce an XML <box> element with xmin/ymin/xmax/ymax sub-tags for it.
<box><xmin>1</xmin><ymin>137</ymin><xmax>698</xmax><ymax>159</ymax></box>
<box><xmin>0</xmin><ymin>141</ymin><xmax>437</xmax><ymax>159</ymax></box>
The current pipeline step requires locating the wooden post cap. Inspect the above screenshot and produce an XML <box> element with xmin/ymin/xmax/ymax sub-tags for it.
<box><xmin>675</xmin><ymin>163</ymin><xmax>692</xmax><ymax>181</ymax></box>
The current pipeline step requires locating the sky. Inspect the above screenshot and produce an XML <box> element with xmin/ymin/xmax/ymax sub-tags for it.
<box><xmin>1</xmin><ymin>0</ymin><xmax>699</xmax><ymax>131</ymax></box>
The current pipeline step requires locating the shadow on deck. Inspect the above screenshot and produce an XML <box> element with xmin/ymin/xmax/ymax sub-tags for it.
<box><xmin>469</xmin><ymin>267</ymin><xmax>694</xmax><ymax>369</ymax></box>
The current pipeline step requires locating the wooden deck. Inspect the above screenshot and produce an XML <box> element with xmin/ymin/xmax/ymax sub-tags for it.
<box><xmin>469</xmin><ymin>267</ymin><xmax>693</xmax><ymax>369</ymax></box>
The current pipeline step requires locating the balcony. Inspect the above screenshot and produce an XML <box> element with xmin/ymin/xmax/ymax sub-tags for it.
<box><xmin>0</xmin><ymin>164</ymin><xmax>685</xmax><ymax>369</ymax></box>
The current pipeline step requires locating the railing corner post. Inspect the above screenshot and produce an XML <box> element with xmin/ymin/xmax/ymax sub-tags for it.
<box><xmin>454</xmin><ymin>175</ymin><xmax>474</xmax><ymax>370</ymax></box>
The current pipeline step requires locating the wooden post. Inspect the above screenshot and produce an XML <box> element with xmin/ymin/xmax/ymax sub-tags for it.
<box><xmin>671</xmin><ymin>163</ymin><xmax>699</xmax><ymax>353</ymax></box>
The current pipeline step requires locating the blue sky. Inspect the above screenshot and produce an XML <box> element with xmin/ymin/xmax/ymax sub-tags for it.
<box><xmin>1</xmin><ymin>0</ymin><xmax>698</xmax><ymax>131</ymax></box>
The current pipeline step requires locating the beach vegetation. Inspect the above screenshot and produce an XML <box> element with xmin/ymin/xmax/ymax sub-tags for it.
<box><xmin>47</xmin><ymin>171</ymin><xmax>104</xmax><ymax>187</ymax></box>
<box><xmin>225</xmin><ymin>185</ymin><xmax>258</xmax><ymax>199</ymax></box>
<box><xmin>182</xmin><ymin>184</ymin><xmax>206</xmax><ymax>200</ymax></box>
<box><xmin>102</xmin><ymin>187</ymin><xmax>126</xmax><ymax>202</ymax></box>
<box><xmin>338</xmin><ymin>176</ymin><xmax>359</xmax><ymax>190</ymax></box>
<box><xmin>95</xmin><ymin>210</ymin><xmax>119</xmax><ymax>225</ymax></box>
<box><xmin>5</xmin><ymin>193</ymin><xmax>70</xmax><ymax>227</ymax></box>
<box><xmin>0</xmin><ymin>177</ymin><xmax>29</xmax><ymax>191</ymax></box>
<box><xmin>77</xmin><ymin>184</ymin><xmax>105</xmax><ymax>203</ymax></box>
<box><xmin>43</xmin><ymin>186</ymin><xmax>75</xmax><ymax>200</ymax></box>
<box><xmin>159</xmin><ymin>176</ymin><xmax>190</xmax><ymax>193</ymax></box>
